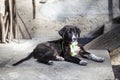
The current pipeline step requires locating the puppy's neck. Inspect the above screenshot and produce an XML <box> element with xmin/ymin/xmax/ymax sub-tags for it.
<box><xmin>70</xmin><ymin>41</ymin><xmax>78</xmax><ymax>45</ymax></box>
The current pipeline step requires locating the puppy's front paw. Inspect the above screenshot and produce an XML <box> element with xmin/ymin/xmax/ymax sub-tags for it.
<box><xmin>79</xmin><ymin>60</ymin><xmax>87</xmax><ymax>66</ymax></box>
<box><xmin>48</xmin><ymin>61</ymin><xmax>53</xmax><ymax>65</ymax></box>
<box><xmin>56</xmin><ymin>56</ymin><xmax>64</xmax><ymax>61</ymax></box>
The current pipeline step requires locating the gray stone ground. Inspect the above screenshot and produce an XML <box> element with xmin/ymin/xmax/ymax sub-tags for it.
<box><xmin>0</xmin><ymin>39</ymin><xmax>115</xmax><ymax>80</ymax></box>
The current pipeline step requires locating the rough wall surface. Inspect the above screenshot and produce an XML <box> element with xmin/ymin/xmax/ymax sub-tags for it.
<box><xmin>0</xmin><ymin>0</ymin><xmax>5</xmax><ymax>15</ymax></box>
<box><xmin>16</xmin><ymin>0</ymin><xmax>120</xmax><ymax>40</ymax></box>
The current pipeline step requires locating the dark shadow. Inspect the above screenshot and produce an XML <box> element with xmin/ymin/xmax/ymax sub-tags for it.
<box><xmin>112</xmin><ymin>65</ymin><xmax>120</xmax><ymax>80</ymax></box>
<box><xmin>112</xmin><ymin>16</ymin><xmax>120</xmax><ymax>23</ymax></box>
<box><xmin>91</xmin><ymin>25</ymin><xmax>104</xmax><ymax>37</ymax></box>
<box><xmin>108</xmin><ymin>0</ymin><xmax>113</xmax><ymax>20</ymax></box>
<box><xmin>78</xmin><ymin>26</ymin><xmax>104</xmax><ymax>46</ymax></box>
<box><xmin>119</xmin><ymin>0</ymin><xmax>120</xmax><ymax>10</ymax></box>
<box><xmin>78</xmin><ymin>38</ymin><xmax>95</xmax><ymax>46</ymax></box>
<box><xmin>106</xmin><ymin>16</ymin><xmax>120</xmax><ymax>32</ymax></box>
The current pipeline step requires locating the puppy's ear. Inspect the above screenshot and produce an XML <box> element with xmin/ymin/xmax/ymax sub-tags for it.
<box><xmin>75</xmin><ymin>27</ymin><xmax>81</xmax><ymax>37</ymax></box>
<box><xmin>58</xmin><ymin>27</ymin><xmax>66</xmax><ymax>38</ymax></box>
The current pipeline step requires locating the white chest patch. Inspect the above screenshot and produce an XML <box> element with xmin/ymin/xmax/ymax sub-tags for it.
<box><xmin>70</xmin><ymin>42</ymin><xmax>80</xmax><ymax>56</ymax></box>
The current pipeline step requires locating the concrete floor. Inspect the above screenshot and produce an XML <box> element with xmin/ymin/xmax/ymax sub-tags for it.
<box><xmin>0</xmin><ymin>39</ymin><xmax>115</xmax><ymax>80</ymax></box>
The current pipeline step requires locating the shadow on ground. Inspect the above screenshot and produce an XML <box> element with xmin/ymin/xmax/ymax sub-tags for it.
<box><xmin>112</xmin><ymin>65</ymin><xmax>120</xmax><ymax>80</ymax></box>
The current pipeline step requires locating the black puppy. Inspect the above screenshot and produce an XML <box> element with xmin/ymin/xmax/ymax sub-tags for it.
<box><xmin>13</xmin><ymin>25</ymin><xmax>104</xmax><ymax>66</ymax></box>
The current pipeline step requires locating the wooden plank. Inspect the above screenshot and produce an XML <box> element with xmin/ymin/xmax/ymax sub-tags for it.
<box><xmin>84</xmin><ymin>26</ymin><xmax>120</xmax><ymax>52</ymax></box>
<box><xmin>32</xmin><ymin>0</ymin><xmax>36</xmax><ymax>19</ymax></box>
<box><xmin>8</xmin><ymin>0</ymin><xmax>13</xmax><ymax>42</ymax></box>
<box><xmin>0</xmin><ymin>13</ymin><xmax>6</xmax><ymax>43</ymax></box>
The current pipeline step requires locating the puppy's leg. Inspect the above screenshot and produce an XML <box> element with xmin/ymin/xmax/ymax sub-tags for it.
<box><xmin>79</xmin><ymin>46</ymin><xmax>105</xmax><ymax>62</ymax></box>
<box><xmin>36</xmin><ymin>51</ymin><xmax>54</xmax><ymax>65</ymax></box>
<box><xmin>64</xmin><ymin>55</ymin><xmax>87</xmax><ymax>66</ymax></box>
<box><xmin>37</xmin><ymin>58</ymin><xmax>53</xmax><ymax>65</ymax></box>
<box><xmin>82</xmin><ymin>52</ymin><xmax>105</xmax><ymax>62</ymax></box>
<box><xmin>55</xmin><ymin>55</ymin><xmax>64</xmax><ymax>61</ymax></box>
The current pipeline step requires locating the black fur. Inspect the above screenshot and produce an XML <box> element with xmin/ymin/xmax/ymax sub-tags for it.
<box><xmin>13</xmin><ymin>25</ymin><xmax>105</xmax><ymax>66</ymax></box>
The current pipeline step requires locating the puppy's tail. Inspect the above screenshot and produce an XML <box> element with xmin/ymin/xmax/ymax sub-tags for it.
<box><xmin>12</xmin><ymin>52</ymin><xmax>33</xmax><ymax>66</ymax></box>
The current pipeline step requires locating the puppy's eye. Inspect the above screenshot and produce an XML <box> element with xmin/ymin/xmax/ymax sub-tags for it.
<box><xmin>75</xmin><ymin>33</ymin><xmax>78</xmax><ymax>37</ymax></box>
<box><xmin>77</xmin><ymin>34</ymin><xmax>79</xmax><ymax>37</ymax></box>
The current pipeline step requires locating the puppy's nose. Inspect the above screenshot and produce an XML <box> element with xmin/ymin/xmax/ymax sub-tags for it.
<box><xmin>73</xmin><ymin>38</ymin><xmax>77</xmax><ymax>41</ymax></box>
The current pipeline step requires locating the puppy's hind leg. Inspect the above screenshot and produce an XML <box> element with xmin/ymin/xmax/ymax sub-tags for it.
<box><xmin>37</xmin><ymin>58</ymin><xmax>53</xmax><ymax>65</ymax></box>
<box><xmin>36</xmin><ymin>51</ymin><xmax>55</xmax><ymax>65</ymax></box>
<box><xmin>55</xmin><ymin>55</ymin><xmax>64</xmax><ymax>61</ymax></box>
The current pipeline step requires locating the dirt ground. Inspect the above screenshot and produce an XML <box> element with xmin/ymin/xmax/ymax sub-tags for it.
<box><xmin>111</xmin><ymin>47</ymin><xmax>120</xmax><ymax>80</ymax></box>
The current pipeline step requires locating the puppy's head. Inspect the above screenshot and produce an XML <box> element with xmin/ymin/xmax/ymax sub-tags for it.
<box><xmin>59</xmin><ymin>25</ymin><xmax>81</xmax><ymax>43</ymax></box>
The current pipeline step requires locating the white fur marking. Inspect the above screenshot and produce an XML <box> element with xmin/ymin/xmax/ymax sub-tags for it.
<box><xmin>79</xmin><ymin>60</ymin><xmax>87</xmax><ymax>65</ymax></box>
<box><xmin>89</xmin><ymin>54</ymin><xmax>105</xmax><ymax>62</ymax></box>
<box><xmin>72</xmin><ymin>32</ymin><xmax>77</xmax><ymax>42</ymax></box>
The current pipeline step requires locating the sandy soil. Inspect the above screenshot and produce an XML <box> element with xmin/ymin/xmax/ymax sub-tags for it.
<box><xmin>111</xmin><ymin>47</ymin><xmax>120</xmax><ymax>80</ymax></box>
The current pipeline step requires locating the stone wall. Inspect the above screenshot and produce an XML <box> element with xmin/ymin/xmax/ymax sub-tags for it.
<box><xmin>16</xmin><ymin>0</ymin><xmax>120</xmax><ymax>40</ymax></box>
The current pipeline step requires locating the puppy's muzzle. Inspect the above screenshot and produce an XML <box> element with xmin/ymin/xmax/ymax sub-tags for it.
<box><xmin>72</xmin><ymin>38</ymin><xmax>77</xmax><ymax>42</ymax></box>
